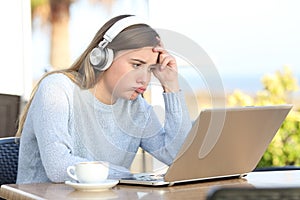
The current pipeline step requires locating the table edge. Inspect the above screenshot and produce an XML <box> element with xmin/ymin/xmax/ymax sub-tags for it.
<box><xmin>1</xmin><ymin>184</ymin><xmax>46</xmax><ymax>200</ymax></box>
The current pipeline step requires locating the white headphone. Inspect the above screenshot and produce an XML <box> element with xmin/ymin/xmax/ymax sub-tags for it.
<box><xmin>89</xmin><ymin>16</ymin><xmax>147</xmax><ymax>71</ymax></box>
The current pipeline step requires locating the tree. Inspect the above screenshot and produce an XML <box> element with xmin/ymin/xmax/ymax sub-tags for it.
<box><xmin>31</xmin><ymin>0</ymin><xmax>115</xmax><ymax>70</ymax></box>
<box><xmin>228</xmin><ymin>66</ymin><xmax>300</xmax><ymax>167</ymax></box>
<box><xmin>49</xmin><ymin>0</ymin><xmax>72</xmax><ymax>69</ymax></box>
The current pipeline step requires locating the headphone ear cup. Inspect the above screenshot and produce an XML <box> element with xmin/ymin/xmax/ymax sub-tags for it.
<box><xmin>89</xmin><ymin>47</ymin><xmax>114</xmax><ymax>71</ymax></box>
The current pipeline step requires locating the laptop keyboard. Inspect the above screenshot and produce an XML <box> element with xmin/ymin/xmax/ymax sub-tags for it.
<box><xmin>133</xmin><ymin>173</ymin><xmax>165</xmax><ymax>181</ymax></box>
<box><xmin>206</xmin><ymin>187</ymin><xmax>300</xmax><ymax>200</ymax></box>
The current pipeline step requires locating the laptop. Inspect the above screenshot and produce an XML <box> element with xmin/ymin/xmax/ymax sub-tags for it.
<box><xmin>119</xmin><ymin>105</ymin><xmax>292</xmax><ymax>186</ymax></box>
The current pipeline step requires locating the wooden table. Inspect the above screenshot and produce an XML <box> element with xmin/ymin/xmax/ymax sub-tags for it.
<box><xmin>1</xmin><ymin>170</ymin><xmax>300</xmax><ymax>200</ymax></box>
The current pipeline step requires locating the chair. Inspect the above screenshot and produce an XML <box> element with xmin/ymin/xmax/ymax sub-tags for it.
<box><xmin>0</xmin><ymin>137</ymin><xmax>20</xmax><ymax>186</ymax></box>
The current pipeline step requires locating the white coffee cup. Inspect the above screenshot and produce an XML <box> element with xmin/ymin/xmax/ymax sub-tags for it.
<box><xmin>67</xmin><ymin>161</ymin><xmax>109</xmax><ymax>183</ymax></box>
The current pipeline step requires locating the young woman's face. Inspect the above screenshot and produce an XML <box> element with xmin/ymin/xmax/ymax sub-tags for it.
<box><xmin>100</xmin><ymin>47</ymin><xmax>159</xmax><ymax>102</ymax></box>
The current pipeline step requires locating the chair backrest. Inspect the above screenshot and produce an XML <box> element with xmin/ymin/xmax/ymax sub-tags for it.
<box><xmin>0</xmin><ymin>137</ymin><xmax>20</xmax><ymax>185</ymax></box>
<box><xmin>0</xmin><ymin>94</ymin><xmax>20</xmax><ymax>137</ymax></box>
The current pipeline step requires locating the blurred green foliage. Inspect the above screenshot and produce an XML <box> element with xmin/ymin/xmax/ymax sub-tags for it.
<box><xmin>31</xmin><ymin>0</ymin><xmax>48</xmax><ymax>11</ymax></box>
<box><xmin>228</xmin><ymin>66</ymin><xmax>300</xmax><ymax>167</ymax></box>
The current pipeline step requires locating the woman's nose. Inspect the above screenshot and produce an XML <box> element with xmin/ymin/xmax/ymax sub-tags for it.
<box><xmin>136</xmin><ymin>67</ymin><xmax>151</xmax><ymax>85</ymax></box>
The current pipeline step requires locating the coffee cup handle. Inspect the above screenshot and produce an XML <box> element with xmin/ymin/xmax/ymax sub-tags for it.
<box><xmin>67</xmin><ymin>166</ymin><xmax>78</xmax><ymax>181</ymax></box>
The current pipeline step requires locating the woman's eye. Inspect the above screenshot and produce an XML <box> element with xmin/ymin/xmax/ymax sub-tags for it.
<box><xmin>148</xmin><ymin>64</ymin><xmax>158</xmax><ymax>72</ymax></box>
<box><xmin>148</xmin><ymin>66</ymin><xmax>154</xmax><ymax>72</ymax></box>
<box><xmin>132</xmin><ymin>63</ymin><xmax>141</xmax><ymax>69</ymax></box>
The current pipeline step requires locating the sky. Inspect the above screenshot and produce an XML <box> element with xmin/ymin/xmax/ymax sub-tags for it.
<box><xmin>150</xmin><ymin>0</ymin><xmax>300</xmax><ymax>95</ymax></box>
<box><xmin>31</xmin><ymin>0</ymin><xmax>300</xmax><ymax>94</ymax></box>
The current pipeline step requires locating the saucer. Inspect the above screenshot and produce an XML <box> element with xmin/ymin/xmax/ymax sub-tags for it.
<box><xmin>65</xmin><ymin>180</ymin><xmax>119</xmax><ymax>191</ymax></box>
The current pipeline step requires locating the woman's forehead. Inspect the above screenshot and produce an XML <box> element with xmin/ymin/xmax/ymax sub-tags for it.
<box><xmin>115</xmin><ymin>47</ymin><xmax>158</xmax><ymax>61</ymax></box>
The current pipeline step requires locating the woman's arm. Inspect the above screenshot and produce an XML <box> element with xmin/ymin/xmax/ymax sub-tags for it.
<box><xmin>30</xmin><ymin>74</ymin><xmax>90</xmax><ymax>182</ymax></box>
<box><xmin>140</xmin><ymin>41</ymin><xmax>192</xmax><ymax>165</ymax></box>
<box><xmin>140</xmin><ymin>91</ymin><xmax>192</xmax><ymax>165</ymax></box>
<box><xmin>30</xmin><ymin>74</ymin><xmax>132</xmax><ymax>182</ymax></box>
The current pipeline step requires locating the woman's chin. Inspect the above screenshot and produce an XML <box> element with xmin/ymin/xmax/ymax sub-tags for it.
<box><xmin>129</xmin><ymin>92</ymin><xmax>139</xmax><ymax>100</ymax></box>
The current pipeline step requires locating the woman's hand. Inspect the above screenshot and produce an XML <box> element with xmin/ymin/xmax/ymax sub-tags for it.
<box><xmin>152</xmin><ymin>40</ymin><xmax>180</xmax><ymax>93</ymax></box>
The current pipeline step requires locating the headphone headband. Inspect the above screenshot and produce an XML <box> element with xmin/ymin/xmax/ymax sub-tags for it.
<box><xmin>100</xmin><ymin>16</ymin><xmax>147</xmax><ymax>48</ymax></box>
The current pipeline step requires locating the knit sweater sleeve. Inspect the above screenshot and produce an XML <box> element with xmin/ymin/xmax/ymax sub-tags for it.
<box><xmin>140</xmin><ymin>91</ymin><xmax>192</xmax><ymax>165</ymax></box>
<box><xmin>30</xmin><ymin>74</ymin><xmax>90</xmax><ymax>182</ymax></box>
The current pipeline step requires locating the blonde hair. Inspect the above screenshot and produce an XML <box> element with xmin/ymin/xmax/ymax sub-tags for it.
<box><xmin>16</xmin><ymin>14</ymin><xmax>159</xmax><ymax>137</ymax></box>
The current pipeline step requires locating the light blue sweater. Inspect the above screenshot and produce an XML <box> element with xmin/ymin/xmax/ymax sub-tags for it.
<box><xmin>17</xmin><ymin>73</ymin><xmax>192</xmax><ymax>183</ymax></box>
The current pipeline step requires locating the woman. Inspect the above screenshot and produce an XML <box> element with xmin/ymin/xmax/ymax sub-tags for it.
<box><xmin>16</xmin><ymin>14</ymin><xmax>192</xmax><ymax>183</ymax></box>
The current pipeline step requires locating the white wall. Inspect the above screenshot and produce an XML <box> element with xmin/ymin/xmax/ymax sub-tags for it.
<box><xmin>0</xmin><ymin>0</ymin><xmax>32</xmax><ymax>100</ymax></box>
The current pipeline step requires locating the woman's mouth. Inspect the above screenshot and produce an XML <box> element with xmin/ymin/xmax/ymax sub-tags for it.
<box><xmin>135</xmin><ymin>87</ymin><xmax>146</xmax><ymax>94</ymax></box>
